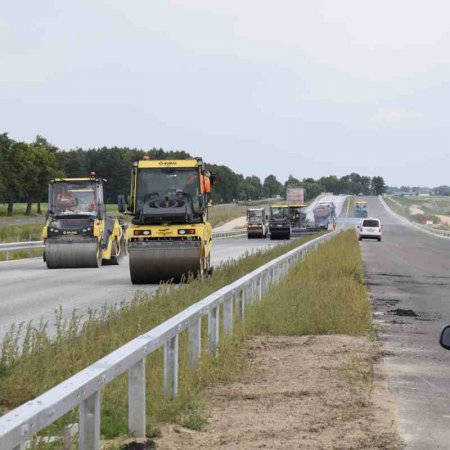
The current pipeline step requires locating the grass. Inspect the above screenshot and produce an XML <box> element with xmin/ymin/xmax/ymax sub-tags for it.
<box><xmin>208</xmin><ymin>204</ymin><xmax>248</xmax><ymax>228</ymax></box>
<box><xmin>342</xmin><ymin>195</ymin><xmax>356</xmax><ymax>217</ymax></box>
<box><xmin>0</xmin><ymin>223</ymin><xmax>44</xmax><ymax>261</ymax></box>
<box><xmin>390</xmin><ymin>195</ymin><xmax>450</xmax><ymax>230</ymax></box>
<box><xmin>245</xmin><ymin>230</ymin><xmax>372</xmax><ymax>336</ymax></box>
<box><xmin>1</xmin><ymin>230</ymin><xmax>373</xmax><ymax>444</ymax></box>
<box><xmin>0</xmin><ymin>233</ymin><xmax>321</xmax><ymax>437</ymax></box>
<box><xmin>0</xmin><ymin>203</ymin><xmax>45</xmax><ymax>218</ymax></box>
<box><xmin>385</xmin><ymin>196</ymin><xmax>443</xmax><ymax>227</ymax></box>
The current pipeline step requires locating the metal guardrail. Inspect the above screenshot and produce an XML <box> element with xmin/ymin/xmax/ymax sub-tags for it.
<box><xmin>0</xmin><ymin>230</ymin><xmax>248</xmax><ymax>262</ymax></box>
<box><xmin>0</xmin><ymin>231</ymin><xmax>336</xmax><ymax>450</ymax></box>
<box><xmin>0</xmin><ymin>241</ymin><xmax>44</xmax><ymax>261</ymax></box>
<box><xmin>379</xmin><ymin>196</ymin><xmax>450</xmax><ymax>239</ymax></box>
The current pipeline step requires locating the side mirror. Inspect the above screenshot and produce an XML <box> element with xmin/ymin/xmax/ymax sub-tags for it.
<box><xmin>266</xmin><ymin>215</ymin><xmax>269</xmax><ymax>220</ymax></box>
<box><xmin>118</xmin><ymin>195</ymin><xmax>126</xmax><ymax>213</ymax></box>
<box><xmin>210</xmin><ymin>173</ymin><xmax>217</xmax><ymax>186</ymax></box>
<box><xmin>440</xmin><ymin>325</ymin><xmax>450</xmax><ymax>350</ymax></box>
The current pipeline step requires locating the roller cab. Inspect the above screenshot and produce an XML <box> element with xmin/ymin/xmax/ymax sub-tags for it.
<box><xmin>269</xmin><ymin>205</ymin><xmax>291</xmax><ymax>240</ymax></box>
<box><xmin>247</xmin><ymin>207</ymin><xmax>268</xmax><ymax>238</ymax></box>
<box><xmin>120</xmin><ymin>157</ymin><xmax>214</xmax><ymax>284</ymax></box>
<box><xmin>42</xmin><ymin>177</ymin><xmax>126</xmax><ymax>268</ymax></box>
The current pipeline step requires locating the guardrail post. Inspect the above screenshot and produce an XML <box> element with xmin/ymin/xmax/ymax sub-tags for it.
<box><xmin>188</xmin><ymin>318</ymin><xmax>201</xmax><ymax>368</ymax></box>
<box><xmin>257</xmin><ymin>276</ymin><xmax>263</xmax><ymax>301</ymax></box>
<box><xmin>164</xmin><ymin>335</ymin><xmax>179</xmax><ymax>399</ymax></box>
<box><xmin>128</xmin><ymin>358</ymin><xmax>146</xmax><ymax>437</ymax></box>
<box><xmin>28</xmin><ymin>235</ymin><xmax>32</xmax><ymax>258</ymax></box>
<box><xmin>237</xmin><ymin>289</ymin><xmax>245</xmax><ymax>319</ymax></box>
<box><xmin>223</xmin><ymin>294</ymin><xmax>233</xmax><ymax>334</ymax></box>
<box><xmin>208</xmin><ymin>306</ymin><xmax>219</xmax><ymax>355</ymax></box>
<box><xmin>79</xmin><ymin>390</ymin><xmax>101</xmax><ymax>450</ymax></box>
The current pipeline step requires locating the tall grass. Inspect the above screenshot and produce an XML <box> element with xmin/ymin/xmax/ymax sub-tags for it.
<box><xmin>0</xmin><ymin>223</ymin><xmax>44</xmax><ymax>261</ymax></box>
<box><xmin>245</xmin><ymin>230</ymin><xmax>372</xmax><ymax>336</ymax></box>
<box><xmin>0</xmin><ymin>234</ymin><xmax>319</xmax><ymax>437</ymax></box>
<box><xmin>0</xmin><ymin>231</ymin><xmax>370</xmax><ymax>441</ymax></box>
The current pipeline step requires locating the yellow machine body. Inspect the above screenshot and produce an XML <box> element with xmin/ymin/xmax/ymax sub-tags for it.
<box><xmin>42</xmin><ymin>177</ymin><xmax>126</xmax><ymax>268</ymax></box>
<box><xmin>124</xmin><ymin>158</ymin><xmax>213</xmax><ymax>284</ymax></box>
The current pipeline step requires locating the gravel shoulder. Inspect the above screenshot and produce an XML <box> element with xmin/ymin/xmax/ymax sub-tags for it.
<box><xmin>153</xmin><ymin>335</ymin><xmax>401</xmax><ymax>450</ymax></box>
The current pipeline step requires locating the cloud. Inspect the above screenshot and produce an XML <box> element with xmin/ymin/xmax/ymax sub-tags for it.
<box><xmin>371</xmin><ymin>108</ymin><xmax>422</xmax><ymax>124</ymax></box>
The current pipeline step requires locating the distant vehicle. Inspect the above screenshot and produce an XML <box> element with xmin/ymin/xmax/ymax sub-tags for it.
<box><xmin>269</xmin><ymin>205</ymin><xmax>291</xmax><ymax>240</ymax></box>
<box><xmin>247</xmin><ymin>207</ymin><xmax>268</xmax><ymax>239</ymax></box>
<box><xmin>357</xmin><ymin>218</ymin><xmax>382</xmax><ymax>242</ymax></box>
<box><xmin>286</xmin><ymin>187</ymin><xmax>305</xmax><ymax>205</ymax></box>
<box><xmin>354</xmin><ymin>200</ymin><xmax>368</xmax><ymax>218</ymax></box>
<box><xmin>313</xmin><ymin>202</ymin><xmax>335</xmax><ymax>229</ymax></box>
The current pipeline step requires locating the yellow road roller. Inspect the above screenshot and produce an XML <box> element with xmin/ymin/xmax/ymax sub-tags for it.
<box><xmin>118</xmin><ymin>157</ymin><xmax>214</xmax><ymax>284</ymax></box>
<box><xmin>42</xmin><ymin>176</ymin><xmax>126</xmax><ymax>268</ymax></box>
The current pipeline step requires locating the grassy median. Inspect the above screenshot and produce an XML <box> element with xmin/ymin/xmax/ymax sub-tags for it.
<box><xmin>0</xmin><ymin>234</ymin><xmax>320</xmax><ymax>432</ymax></box>
<box><xmin>0</xmin><ymin>230</ymin><xmax>373</xmax><ymax>442</ymax></box>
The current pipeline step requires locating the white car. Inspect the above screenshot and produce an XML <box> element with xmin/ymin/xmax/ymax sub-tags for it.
<box><xmin>357</xmin><ymin>218</ymin><xmax>382</xmax><ymax>242</ymax></box>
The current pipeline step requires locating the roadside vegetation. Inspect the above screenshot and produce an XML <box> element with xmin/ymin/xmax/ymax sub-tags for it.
<box><xmin>0</xmin><ymin>234</ymin><xmax>321</xmax><ymax>429</ymax></box>
<box><xmin>342</xmin><ymin>195</ymin><xmax>356</xmax><ymax>217</ymax></box>
<box><xmin>385</xmin><ymin>195</ymin><xmax>449</xmax><ymax>229</ymax></box>
<box><xmin>0</xmin><ymin>230</ymin><xmax>383</xmax><ymax>447</ymax></box>
<box><xmin>0</xmin><ymin>223</ymin><xmax>44</xmax><ymax>261</ymax></box>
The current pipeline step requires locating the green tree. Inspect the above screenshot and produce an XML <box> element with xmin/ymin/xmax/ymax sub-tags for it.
<box><xmin>263</xmin><ymin>175</ymin><xmax>283</xmax><ymax>198</ymax></box>
<box><xmin>371</xmin><ymin>176</ymin><xmax>386</xmax><ymax>195</ymax></box>
<box><xmin>0</xmin><ymin>134</ymin><xmax>27</xmax><ymax>216</ymax></box>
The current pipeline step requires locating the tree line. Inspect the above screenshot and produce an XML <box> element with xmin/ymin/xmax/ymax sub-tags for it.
<box><xmin>0</xmin><ymin>133</ymin><xmax>387</xmax><ymax>216</ymax></box>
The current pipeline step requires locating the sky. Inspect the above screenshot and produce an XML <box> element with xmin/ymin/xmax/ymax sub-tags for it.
<box><xmin>1</xmin><ymin>0</ymin><xmax>450</xmax><ymax>187</ymax></box>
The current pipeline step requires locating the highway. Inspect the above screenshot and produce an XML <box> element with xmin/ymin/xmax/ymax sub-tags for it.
<box><xmin>0</xmin><ymin>195</ymin><xmax>346</xmax><ymax>340</ymax></box>
<box><xmin>361</xmin><ymin>196</ymin><xmax>450</xmax><ymax>449</ymax></box>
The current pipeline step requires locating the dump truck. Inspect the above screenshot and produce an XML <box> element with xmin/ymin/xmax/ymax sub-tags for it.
<box><xmin>247</xmin><ymin>207</ymin><xmax>268</xmax><ymax>238</ymax></box>
<box><xmin>119</xmin><ymin>157</ymin><xmax>214</xmax><ymax>284</ymax></box>
<box><xmin>269</xmin><ymin>205</ymin><xmax>291</xmax><ymax>239</ymax></box>
<box><xmin>354</xmin><ymin>200</ymin><xmax>368</xmax><ymax>218</ymax></box>
<box><xmin>313</xmin><ymin>202</ymin><xmax>334</xmax><ymax>229</ymax></box>
<box><xmin>286</xmin><ymin>187</ymin><xmax>305</xmax><ymax>205</ymax></box>
<box><xmin>42</xmin><ymin>176</ymin><xmax>126</xmax><ymax>268</ymax></box>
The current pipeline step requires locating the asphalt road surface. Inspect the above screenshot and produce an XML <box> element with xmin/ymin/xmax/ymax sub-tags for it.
<box><xmin>0</xmin><ymin>237</ymin><xmax>293</xmax><ymax>339</ymax></box>
<box><xmin>360</xmin><ymin>196</ymin><xmax>450</xmax><ymax>449</ymax></box>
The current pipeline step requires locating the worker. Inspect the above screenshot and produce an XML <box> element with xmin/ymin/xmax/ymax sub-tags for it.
<box><xmin>332</xmin><ymin>217</ymin><xmax>337</xmax><ymax>231</ymax></box>
<box><xmin>56</xmin><ymin>189</ymin><xmax>75</xmax><ymax>211</ymax></box>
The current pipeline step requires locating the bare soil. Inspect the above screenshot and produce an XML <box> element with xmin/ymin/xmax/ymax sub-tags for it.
<box><xmin>408</xmin><ymin>204</ymin><xmax>424</xmax><ymax>216</ymax></box>
<box><xmin>214</xmin><ymin>216</ymin><xmax>247</xmax><ymax>231</ymax></box>
<box><xmin>153</xmin><ymin>335</ymin><xmax>402</xmax><ymax>450</ymax></box>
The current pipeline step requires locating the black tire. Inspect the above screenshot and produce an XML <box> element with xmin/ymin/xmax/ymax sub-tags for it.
<box><xmin>358</xmin><ymin>237</ymin><xmax>362</xmax><ymax>241</ymax></box>
<box><xmin>378</xmin><ymin>237</ymin><xmax>382</xmax><ymax>242</ymax></box>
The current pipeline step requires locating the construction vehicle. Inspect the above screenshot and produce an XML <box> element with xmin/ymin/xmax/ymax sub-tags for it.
<box><xmin>269</xmin><ymin>205</ymin><xmax>291</xmax><ymax>239</ymax></box>
<box><xmin>313</xmin><ymin>202</ymin><xmax>334</xmax><ymax>229</ymax></box>
<box><xmin>247</xmin><ymin>207</ymin><xmax>268</xmax><ymax>238</ymax></box>
<box><xmin>286</xmin><ymin>187</ymin><xmax>305</xmax><ymax>205</ymax></box>
<box><xmin>354</xmin><ymin>200</ymin><xmax>368</xmax><ymax>218</ymax></box>
<box><xmin>118</xmin><ymin>157</ymin><xmax>214</xmax><ymax>284</ymax></box>
<box><xmin>42</xmin><ymin>176</ymin><xmax>126</xmax><ymax>268</ymax></box>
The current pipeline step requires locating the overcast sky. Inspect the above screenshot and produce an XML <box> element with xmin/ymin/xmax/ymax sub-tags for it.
<box><xmin>1</xmin><ymin>1</ymin><xmax>449</xmax><ymax>186</ymax></box>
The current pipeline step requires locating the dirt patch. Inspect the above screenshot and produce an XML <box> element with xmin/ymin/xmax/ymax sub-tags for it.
<box><xmin>214</xmin><ymin>216</ymin><xmax>247</xmax><ymax>231</ymax></box>
<box><xmin>153</xmin><ymin>335</ymin><xmax>401</xmax><ymax>450</ymax></box>
<box><xmin>436</xmin><ymin>214</ymin><xmax>450</xmax><ymax>228</ymax></box>
<box><xmin>408</xmin><ymin>204</ymin><xmax>424</xmax><ymax>216</ymax></box>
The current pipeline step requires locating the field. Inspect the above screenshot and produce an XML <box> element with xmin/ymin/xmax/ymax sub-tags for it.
<box><xmin>385</xmin><ymin>195</ymin><xmax>450</xmax><ymax>230</ymax></box>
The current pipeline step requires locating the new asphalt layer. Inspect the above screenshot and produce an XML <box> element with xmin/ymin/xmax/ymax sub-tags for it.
<box><xmin>361</xmin><ymin>196</ymin><xmax>450</xmax><ymax>449</ymax></box>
